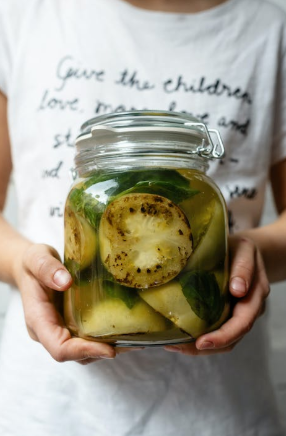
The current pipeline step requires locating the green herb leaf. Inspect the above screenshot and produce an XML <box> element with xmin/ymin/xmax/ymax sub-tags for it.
<box><xmin>68</xmin><ymin>169</ymin><xmax>199</xmax><ymax>229</ymax></box>
<box><xmin>114</xmin><ymin>180</ymin><xmax>198</xmax><ymax>203</ymax></box>
<box><xmin>64</xmin><ymin>259</ymin><xmax>94</xmax><ymax>285</ymax></box>
<box><xmin>84</xmin><ymin>168</ymin><xmax>192</xmax><ymax>192</ymax></box>
<box><xmin>103</xmin><ymin>280</ymin><xmax>139</xmax><ymax>309</ymax></box>
<box><xmin>179</xmin><ymin>270</ymin><xmax>224</xmax><ymax>325</ymax></box>
<box><xmin>64</xmin><ymin>258</ymin><xmax>80</xmax><ymax>278</ymax></box>
<box><xmin>68</xmin><ymin>188</ymin><xmax>105</xmax><ymax>228</ymax></box>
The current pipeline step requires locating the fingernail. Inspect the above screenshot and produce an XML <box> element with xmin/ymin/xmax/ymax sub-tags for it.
<box><xmin>198</xmin><ymin>341</ymin><xmax>215</xmax><ymax>350</ymax></box>
<box><xmin>53</xmin><ymin>269</ymin><xmax>71</xmax><ymax>287</ymax></box>
<box><xmin>99</xmin><ymin>355</ymin><xmax>115</xmax><ymax>360</ymax></box>
<box><xmin>231</xmin><ymin>277</ymin><xmax>247</xmax><ymax>295</ymax></box>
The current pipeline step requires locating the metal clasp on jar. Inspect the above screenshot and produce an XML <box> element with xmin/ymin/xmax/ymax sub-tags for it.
<box><xmin>185</xmin><ymin>122</ymin><xmax>225</xmax><ymax>159</ymax></box>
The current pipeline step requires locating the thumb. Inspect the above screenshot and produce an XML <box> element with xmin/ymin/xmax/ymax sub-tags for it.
<box><xmin>229</xmin><ymin>236</ymin><xmax>256</xmax><ymax>298</ymax></box>
<box><xmin>23</xmin><ymin>244</ymin><xmax>72</xmax><ymax>291</ymax></box>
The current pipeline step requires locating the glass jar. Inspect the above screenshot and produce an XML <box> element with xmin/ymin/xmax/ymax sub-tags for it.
<box><xmin>64</xmin><ymin>110</ymin><xmax>230</xmax><ymax>347</ymax></box>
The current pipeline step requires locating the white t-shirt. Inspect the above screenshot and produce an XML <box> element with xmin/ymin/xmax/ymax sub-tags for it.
<box><xmin>0</xmin><ymin>0</ymin><xmax>285</xmax><ymax>435</ymax></box>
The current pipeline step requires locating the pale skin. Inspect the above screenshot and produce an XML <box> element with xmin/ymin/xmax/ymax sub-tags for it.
<box><xmin>123</xmin><ymin>0</ymin><xmax>229</xmax><ymax>13</ymax></box>
<box><xmin>1</xmin><ymin>0</ymin><xmax>286</xmax><ymax>363</ymax></box>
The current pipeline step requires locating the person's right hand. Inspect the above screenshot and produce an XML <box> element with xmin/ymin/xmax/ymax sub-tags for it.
<box><xmin>14</xmin><ymin>243</ymin><xmax>116</xmax><ymax>364</ymax></box>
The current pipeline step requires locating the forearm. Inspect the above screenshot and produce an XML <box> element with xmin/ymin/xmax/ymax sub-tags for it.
<box><xmin>237</xmin><ymin>210</ymin><xmax>286</xmax><ymax>283</ymax></box>
<box><xmin>0</xmin><ymin>213</ymin><xmax>32</xmax><ymax>287</ymax></box>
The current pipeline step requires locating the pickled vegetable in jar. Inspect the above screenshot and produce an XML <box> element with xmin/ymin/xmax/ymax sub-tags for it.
<box><xmin>64</xmin><ymin>111</ymin><xmax>230</xmax><ymax>347</ymax></box>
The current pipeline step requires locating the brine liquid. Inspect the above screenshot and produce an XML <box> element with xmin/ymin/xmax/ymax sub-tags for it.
<box><xmin>64</xmin><ymin>168</ymin><xmax>229</xmax><ymax>346</ymax></box>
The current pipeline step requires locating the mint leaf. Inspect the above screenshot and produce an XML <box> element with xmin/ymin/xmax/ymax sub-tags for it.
<box><xmin>179</xmin><ymin>271</ymin><xmax>224</xmax><ymax>325</ymax></box>
<box><xmin>68</xmin><ymin>169</ymin><xmax>199</xmax><ymax>229</ymax></box>
<box><xmin>84</xmin><ymin>168</ymin><xmax>193</xmax><ymax>192</ymax></box>
<box><xmin>64</xmin><ymin>259</ymin><xmax>94</xmax><ymax>285</ymax></box>
<box><xmin>112</xmin><ymin>180</ymin><xmax>198</xmax><ymax>203</ymax></box>
<box><xmin>64</xmin><ymin>258</ymin><xmax>80</xmax><ymax>278</ymax></box>
<box><xmin>103</xmin><ymin>280</ymin><xmax>139</xmax><ymax>309</ymax></box>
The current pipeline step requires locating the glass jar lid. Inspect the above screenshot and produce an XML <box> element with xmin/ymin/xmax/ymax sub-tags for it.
<box><xmin>76</xmin><ymin>110</ymin><xmax>225</xmax><ymax>160</ymax></box>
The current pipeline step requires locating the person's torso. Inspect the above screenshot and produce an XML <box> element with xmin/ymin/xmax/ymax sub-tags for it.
<box><xmin>4</xmin><ymin>0</ymin><xmax>285</xmax><ymax>254</ymax></box>
<box><xmin>0</xmin><ymin>1</ymin><xmax>285</xmax><ymax>435</ymax></box>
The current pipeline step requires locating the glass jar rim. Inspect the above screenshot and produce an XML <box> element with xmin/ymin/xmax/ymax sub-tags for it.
<box><xmin>76</xmin><ymin>110</ymin><xmax>225</xmax><ymax>160</ymax></box>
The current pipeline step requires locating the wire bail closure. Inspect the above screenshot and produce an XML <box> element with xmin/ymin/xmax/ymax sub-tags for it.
<box><xmin>88</xmin><ymin>122</ymin><xmax>225</xmax><ymax>160</ymax></box>
<box><xmin>76</xmin><ymin>111</ymin><xmax>226</xmax><ymax>167</ymax></box>
<box><xmin>185</xmin><ymin>122</ymin><xmax>225</xmax><ymax>159</ymax></box>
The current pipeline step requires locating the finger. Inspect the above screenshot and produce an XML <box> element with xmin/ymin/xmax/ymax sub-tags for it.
<box><xmin>164</xmin><ymin>341</ymin><xmax>237</xmax><ymax>356</ymax></box>
<box><xmin>23</xmin><ymin>244</ymin><xmax>72</xmax><ymax>291</ymax></box>
<box><xmin>38</xmin><ymin>325</ymin><xmax>116</xmax><ymax>362</ymax></box>
<box><xmin>116</xmin><ymin>347</ymin><xmax>145</xmax><ymax>354</ymax></box>
<box><xmin>256</xmin><ymin>249</ymin><xmax>270</xmax><ymax>299</ymax></box>
<box><xmin>77</xmin><ymin>358</ymin><xmax>103</xmax><ymax>365</ymax></box>
<box><xmin>27</xmin><ymin>315</ymin><xmax>116</xmax><ymax>362</ymax></box>
<box><xmin>196</xmin><ymin>254</ymin><xmax>269</xmax><ymax>351</ymax></box>
<box><xmin>23</xmin><ymin>279</ymin><xmax>116</xmax><ymax>362</ymax></box>
<box><xmin>28</xmin><ymin>316</ymin><xmax>115</xmax><ymax>365</ymax></box>
<box><xmin>229</xmin><ymin>237</ymin><xmax>256</xmax><ymax>297</ymax></box>
<box><xmin>195</xmin><ymin>313</ymin><xmax>252</xmax><ymax>351</ymax></box>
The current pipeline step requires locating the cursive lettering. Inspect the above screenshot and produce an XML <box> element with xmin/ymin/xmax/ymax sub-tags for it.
<box><xmin>53</xmin><ymin>129</ymin><xmax>74</xmax><ymax>148</ymax></box>
<box><xmin>163</xmin><ymin>75</ymin><xmax>252</xmax><ymax>104</ymax></box>
<box><xmin>226</xmin><ymin>185</ymin><xmax>257</xmax><ymax>200</ymax></box>
<box><xmin>55</xmin><ymin>56</ymin><xmax>105</xmax><ymax>91</ymax></box>
<box><xmin>50</xmin><ymin>205</ymin><xmax>64</xmax><ymax>218</ymax></box>
<box><xmin>38</xmin><ymin>90</ymin><xmax>79</xmax><ymax>111</ymax></box>
<box><xmin>94</xmin><ymin>99</ymin><xmax>147</xmax><ymax>115</ymax></box>
<box><xmin>42</xmin><ymin>161</ymin><xmax>63</xmax><ymax>179</ymax></box>
<box><xmin>218</xmin><ymin>117</ymin><xmax>250</xmax><ymax>136</ymax></box>
<box><xmin>168</xmin><ymin>100</ymin><xmax>210</xmax><ymax>123</ymax></box>
<box><xmin>115</xmin><ymin>69</ymin><xmax>155</xmax><ymax>91</ymax></box>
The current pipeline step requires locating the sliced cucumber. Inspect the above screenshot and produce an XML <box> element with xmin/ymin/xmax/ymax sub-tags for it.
<box><xmin>181</xmin><ymin>196</ymin><xmax>216</xmax><ymax>251</ymax></box>
<box><xmin>139</xmin><ymin>281</ymin><xmax>207</xmax><ymax>338</ymax></box>
<box><xmin>185</xmin><ymin>200</ymin><xmax>227</xmax><ymax>271</ymax></box>
<box><xmin>64</xmin><ymin>206</ymin><xmax>97</xmax><ymax>270</ymax></box>
<box><xmin>81</xmin><ymin>298</ymin><xmax>168</xmax><ymax>337</ymax></box>
<box><xmin>99</xmin><ymin>193</ymin><xmax>192</xmax><ymax>288</ymax></box>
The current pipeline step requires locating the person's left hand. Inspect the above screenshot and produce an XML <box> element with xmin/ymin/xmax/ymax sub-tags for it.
<box><xmin>164</xmin><ymin>235</ymin><xmax>270</xmax><ymax>356</ymax></box>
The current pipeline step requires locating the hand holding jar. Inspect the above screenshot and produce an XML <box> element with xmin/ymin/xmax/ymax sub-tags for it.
<box><xmin>61</xmin><ymin>110</ymin><xmax>268</xmax><ymax>355</ymax></box>
<box><xmin>165</xmin><ymin>234</ymin><xmax>270</xmax><ymax>355</ymax></box>
<box><xmin>64</xmin><ymin>111</ymin><xmax>230</xmax><ymax>347</ymax></box>
<box><xmin>13</xmin><ymin>111</ymin><xmax>270</xmax><ymax>363</ymax></box>
<box><xmin>14</xmin><ymin>228</ymin><xmax>269</xmax><ymax>363</ymax></box>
